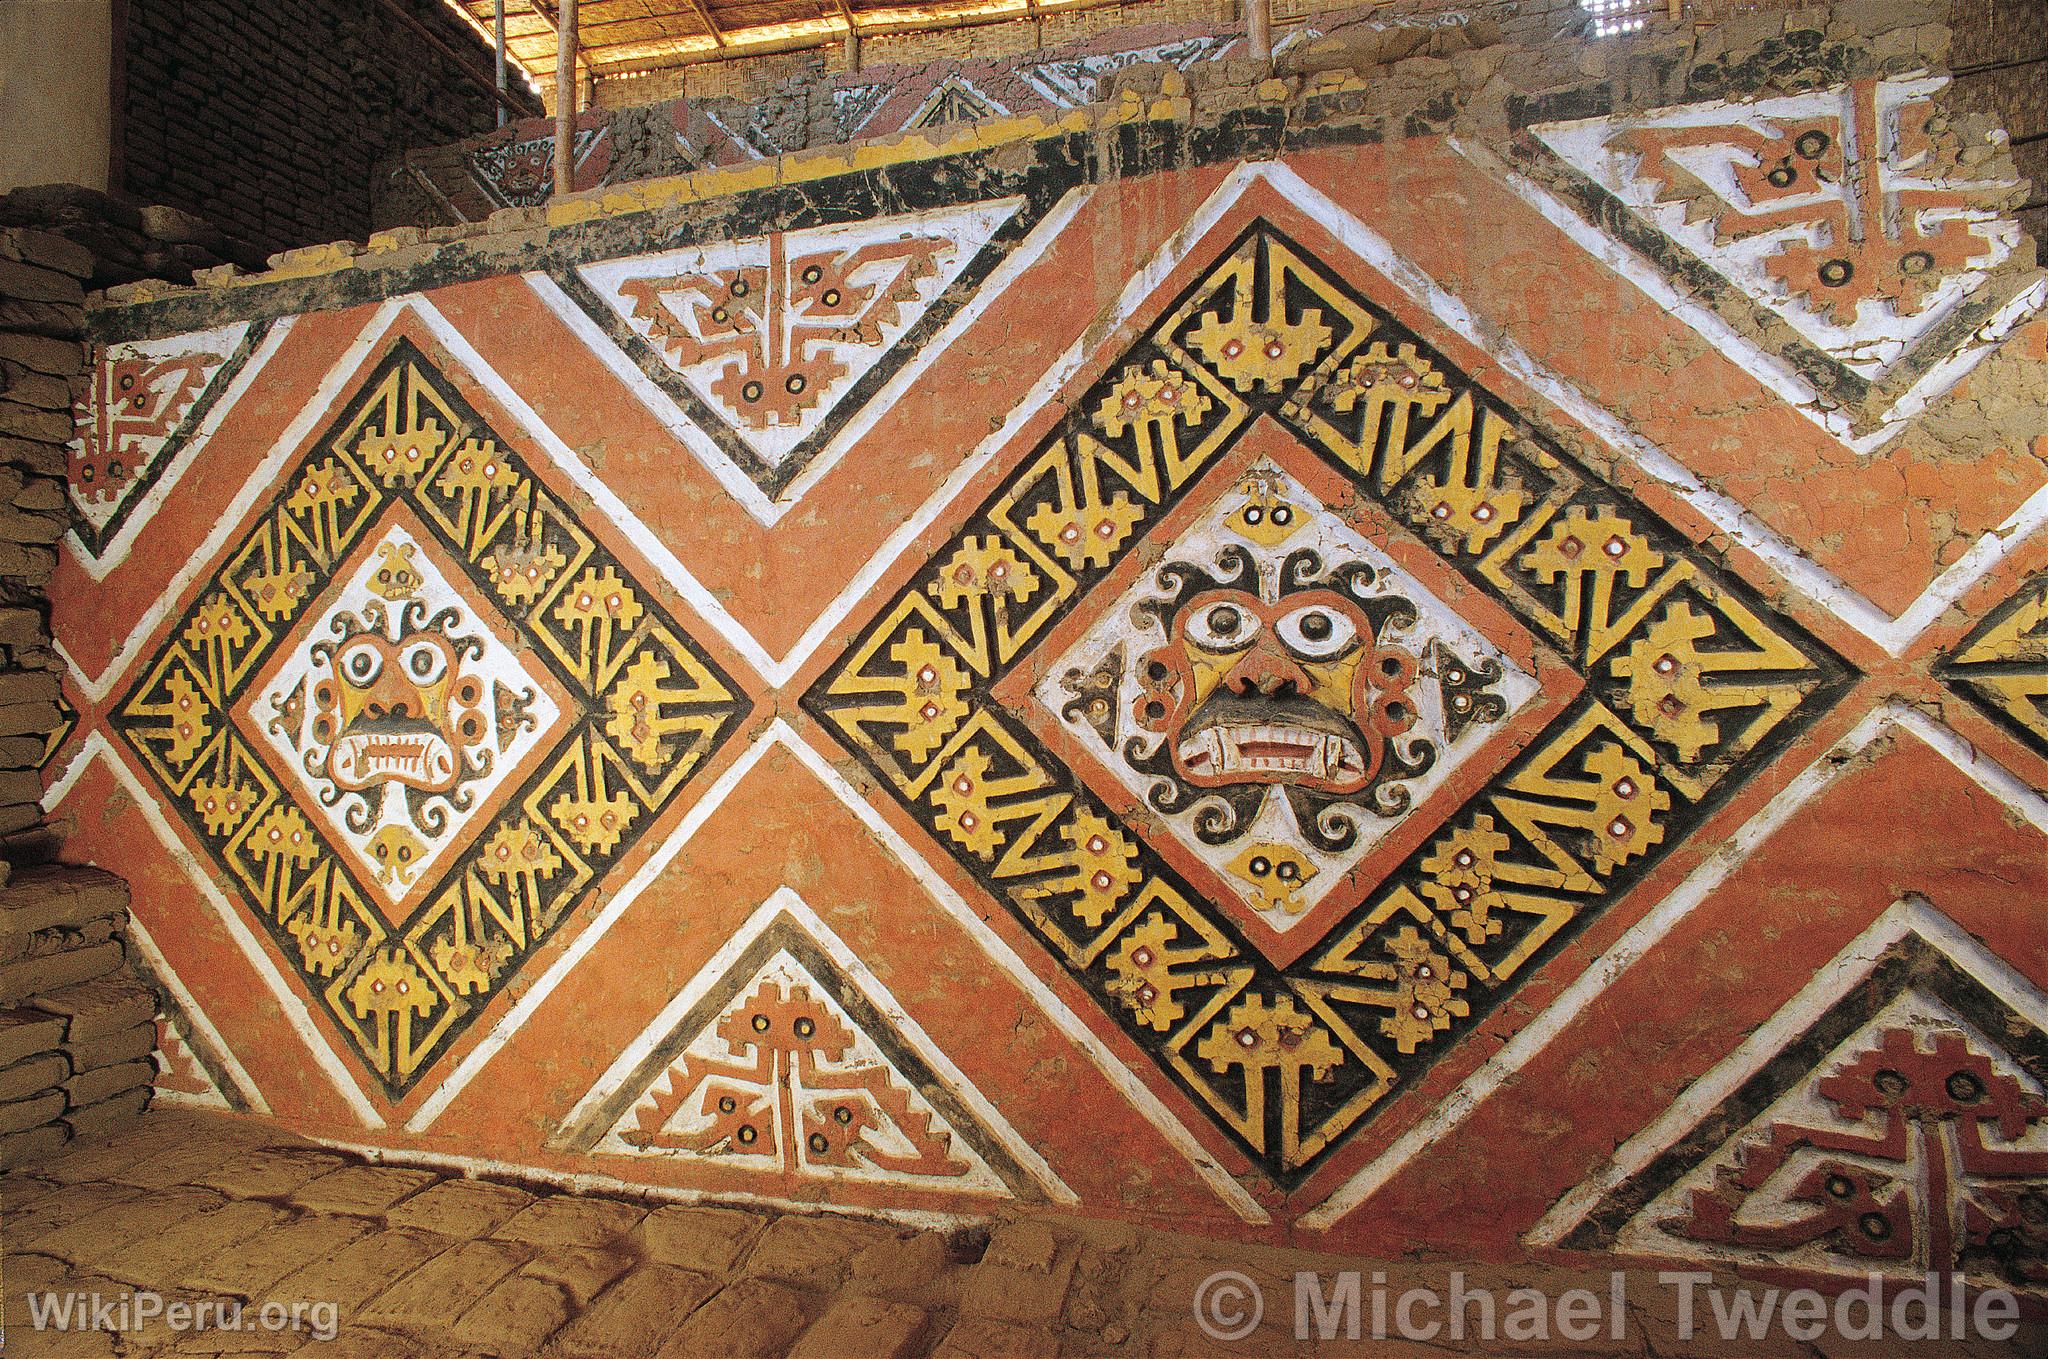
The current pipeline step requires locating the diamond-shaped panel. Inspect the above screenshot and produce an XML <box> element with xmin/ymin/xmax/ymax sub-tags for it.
<box><xmin>244</xmin><ymin>520</ymin><xmax>567</xmax><ymax>921</ymax></box>
<box><xmin>807</xmin><ymin>221</ymin><xmax>1852</xmax><ymax>1185</ymax></box>
<box><xmin>1033</xmin><ymin>456</ymin><xmax>1544</xmax><ymax>948</ymax></box>
<box><xmin>114</xmin><ymin>341</ymin><xmax>750</xmax><ymax>1095</ymax></box>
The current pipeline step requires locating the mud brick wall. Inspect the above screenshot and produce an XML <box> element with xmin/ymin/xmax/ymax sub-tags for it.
<box><xmin>0</xmin><ymin>227</ymin><xmax>167</xmax><ymax>1163</ymax></box>
<box><xmin>50</xmin><ymin>0</ymin><xmax>2048</xmax><ymax>1305</ymax></box>
<box><xmin>1949</xmin><ymin>0</ymin><xmax>2048</xmax><ymax>239</ymax></box>
<box><xmin>0</xmin><ymin>185</ymin><xmax>268</xmax><ymax>292</ymax></box>
<box><xmin>116</xmin><ymin>0</ymin><xmax>505</xmax><ymax>255</ymax></box>
<box><xmin>0</xmin><ymin>867</ymin><xmax>155</xmax><ymax>1168</ymax></box>
<box><xmin>0</xmin><ymin>227</ymin><xmax>87</xmax><ymax>848</ymax></box>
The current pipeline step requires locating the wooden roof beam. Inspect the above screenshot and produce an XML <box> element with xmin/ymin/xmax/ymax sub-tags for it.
<box><xmin>687</xmin><ymin>0</ymin><xmax>728</xmax><ymax>46</ymax></box>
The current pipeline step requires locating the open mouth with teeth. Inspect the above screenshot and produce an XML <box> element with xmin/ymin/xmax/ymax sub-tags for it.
<box><xmin>1172</xmin><ymin>696</ymin><xmax>1372</xmax><ymax>792</ymax></box>
<box><xmin>330</xmin><ymin>721</ymin><xmax>459</xmax><ymax>792</ymax></box>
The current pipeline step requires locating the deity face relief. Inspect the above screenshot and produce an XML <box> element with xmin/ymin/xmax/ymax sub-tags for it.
<box><xmin>310</xmin><ymin>603</ymin><xmax>487</xmax><ymax>797</ymax></box>
<box><xmin>1133</xmin><ymin>582</ymin><xmax>1419</xmax><ymax>797</ymax></box>
<box><xmin>1112</xmin><ymin>543</ymin><xmax>1442</xmax><ymax>855</ymax></box>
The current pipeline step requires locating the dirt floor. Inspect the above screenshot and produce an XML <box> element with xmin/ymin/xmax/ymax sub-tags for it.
<box><xmin>1</xmin><ymin>1107</ymin><xmax>2040</xmax><ymax>1356</ymax></box>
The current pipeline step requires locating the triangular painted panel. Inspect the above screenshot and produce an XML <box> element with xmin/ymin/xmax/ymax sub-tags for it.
<box><xmin>128</xmin><ymin>916</ymin><xmax>268</xmax><ymax>1114</ymax></box>
<box><xmin>563</xmin><ymin>198</ymin><xmax>1025</xmax><ymax>504</ymax></box>
<box><xmin>1534</xmin><ymin>77</ymin><xmax>2024</xmax><ymax>385</ymax></box>
<box><xmin>69</xmin><ymin>321</ymin><xmax>268</xmax><ymax>569</ymax></box>
<box><xmin>1541</xmin><ymin>903</ymin><xmax>2048</xmax><ymax>1289</ymax></box>
<box><xmin>556</xmin><ymin>890</ymin><xmax>1058</xmax><ymax>1201</ymax></box>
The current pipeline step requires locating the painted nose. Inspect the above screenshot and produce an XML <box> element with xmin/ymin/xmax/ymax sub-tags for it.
<box><xmin>1223</xmin><ymin>633</ymin><xmax>1311</xmax><ymax>698</ymax></box>
<box><xmin>363</xmin><ymin>676</ymin><xmax>415</xmax><ymax>720</ymax></box>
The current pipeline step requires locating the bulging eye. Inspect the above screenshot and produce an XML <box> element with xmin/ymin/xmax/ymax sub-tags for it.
<box><xmin>1186</xmin><ymin>600</ymin><xmax>1259</xmax><ymax>650</ymax></box>
<box><xmin>403</xmin><ymin>640</ymin><xmax>448</xmax><ymax>685</ymax></box>
<box><xmin>1276</xmin><ymin>605</ymin><xmax>1358</xmax><ymax>659</ymax></box>
<box><xmin>338</xmin><ymin>642</ymin><xmax>382</xmax><ymax>686</ymax></box>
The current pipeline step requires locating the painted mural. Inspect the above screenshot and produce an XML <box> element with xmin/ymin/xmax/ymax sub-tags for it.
<box><xmin>48</xmin><ymin>28</ymin><xmax>2048</xmax><ymax>1306</ymax></box>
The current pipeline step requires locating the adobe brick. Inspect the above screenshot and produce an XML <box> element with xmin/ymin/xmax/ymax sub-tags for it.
<box><xmin>630</xmin><ymin>1203</ymin><xmax>765</xmax><ymax>1274</ymax></box>
<box><xmin>182</xmin><ymin>1212</ymin><xmax>370</xmax><ymax>1295</ymax></box>
<box><xmin>744</xmin><ymin>1213</ymin><xmax>900</xmax><ymax>1289</ymax></box>
<box><xmin>545</xmin><ymin>1263</ymin><xmax>720</xmax><ymax>1357</ymax></box>
<box><xmin>288</xmin><ymin>1162</ymin><xmax>439</xmax><ymax>1217</ymax></box>
<box><xmin>655</xmin><ymin>1278</ymin><xmax>815</xmax><ymax>1359</ymax></box>
<box><xmin>788</xmin><ymin>1295</ymin><xmax>930</xmax><ymax>1359</ymax></box>
<box><xmin>0</xmin><ymin>867</ymin><xmax>126</xmax><ymax>935</ymax></box>
<box><xmin>35</xmin><ymin>975</ymin><xmax>156</xmax><ymax>1043</ymax></box>
<box><xmin>266</xmin><ymin>1225</ymin><xmax>451</xmax><ymax>1308</ymax></box>
<box><xmin>63</xmin><ymin>1058</ymin><xmax>153</xmax><ymax>1107</ymax></box>
<box><xmin>0</xmin><ymin>1003</ymin><xmax>65</xmax><ymax>1064</ymax></box>
<box><xmin>0</xmin><ymin>1051</ymin><xmax>68</xmax><ymax>1102</ymax></box>
<box><xmin>52</xmin><ymin>1183</ymin><xmax>223</xmax><ymax>1270</ymax></box>
<box><xmin>194</xmin><ymin>1146</ymin><xmax>347</xmax><ymax>1199</ymax></box>
<box><xmin>0</xmin><ymin>940</ymin><xmax>124</xmax><ymax>1004</ymax></box>
<box><xmin>491</xmin><ymin>1193</ymin><xmax>648</xmax><ymax>1248</ymax></box>
<box><xmin>91</xmin><ymin>1196</ymin><xmax>285</xmax><ymax>1286</ymax></box>
<box><xmin>454</xmin><ymin>1271</ymin><xmax>573</xmax><ymax>1355</ymax></box>
<box><xmin>0</xmin><ymin>258</ymin><xmax>85</xmax><ymax>306</ymax></box>
<box><xmin>383</xmin><ymin>1176</ymin><xmax>535</xmax><ymax>1237</ymax></box>
<box><xmin>0</xmin><ymin>1120</ymin><xmax>66</xmax><ymax>1168</ymax></box>
<box><xmin>62</xmin><ymin>1020</ymin><xmax>156</xmax><ymax>1075</ymax></box>
<box><xmin>0</xmin><ymin>229</ymin><xmax>94</xmax><ymax>279</ymax></box>
<box><xmin>357</xmin><ymin>1236</ymin><xmax>533</xmax><ymax>1330</ymax></box>
<box><xmin>62</xmin><ymin>1084</ymin><xmax>150</xmax><ymax>1139</ymax></box>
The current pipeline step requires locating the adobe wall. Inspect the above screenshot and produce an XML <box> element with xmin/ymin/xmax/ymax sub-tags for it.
<box><xmin>48</xmin><ymin>0</ymin><xmax>2048</xmax><ymax>1305</ymax></box>
<box><xmin>115</xmin><ymin>0</ymin><xmax>508</xmax><ymax>254</ymax></box>
<box><xmin>0</xmin><ymin>229</ymin><xmax>159</xmax><ymax>1166</ymax></box>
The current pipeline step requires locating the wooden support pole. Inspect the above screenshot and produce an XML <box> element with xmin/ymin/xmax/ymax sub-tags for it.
<box><xmin>494</xmin><ymin>0</ymin><xmax>508</xmax><ymax>126</ymax></box>
<box><xmin>1246</xmin><ymin>0</ymin><xmax>1271</xmax><ymax>63</ymax></box>
<box><xmin>838</xmin><ymin>0</ymin><xmax>860</xmax><ymax>70</ymax></box>
<box><xmin>555</xmin><ymin>0</ymin><xmax>577</xmax><ymax>197</ymax></box>
<box><xmin>528</xmin><ymin>0</ymin><xmax>597</xmax><ymax>106</ymax></box>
